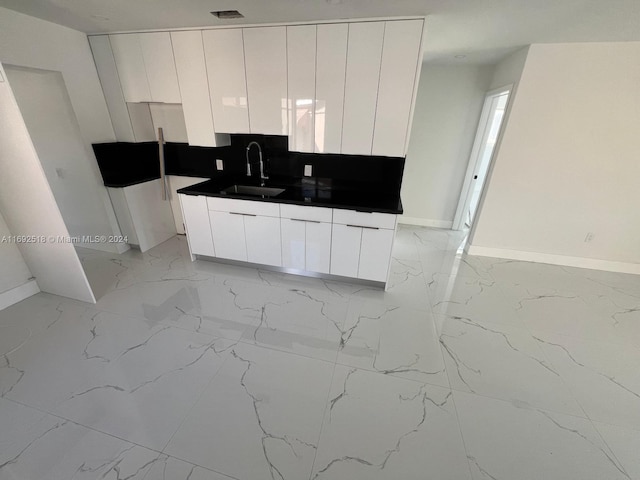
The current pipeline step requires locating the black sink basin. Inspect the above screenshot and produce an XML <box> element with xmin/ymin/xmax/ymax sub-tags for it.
<box><xmin>220</xmin><ymin>184</ymin><xmax>286</xmax><ymax>197</ymax></box>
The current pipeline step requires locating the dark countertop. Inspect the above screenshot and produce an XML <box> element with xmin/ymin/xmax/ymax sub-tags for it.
<box><xmin>177</xmin><ymin>175</ymin><xmax>403</xmax><ymax>214</ymax></box>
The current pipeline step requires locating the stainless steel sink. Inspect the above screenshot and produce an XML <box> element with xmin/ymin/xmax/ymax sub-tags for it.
<box><xmin>220</xmin><ymin>184</ymin><xmax>285</xmax><ymax>197</ymax></box>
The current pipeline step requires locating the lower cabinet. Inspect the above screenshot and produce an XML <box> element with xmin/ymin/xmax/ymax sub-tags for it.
<box><xmin>207</xmin><ymin>197</ymin><xmax>282</xmax><ymax>267</ymax></box>
<box><xmin>330</xmin><ymin>210</ymin><xmax>396</xmax><ymax>282</ymax></box>
<box><xmin>179</xmin><ymin>194</ymin><xmax>396</xmax><ymax>285</ymax></box>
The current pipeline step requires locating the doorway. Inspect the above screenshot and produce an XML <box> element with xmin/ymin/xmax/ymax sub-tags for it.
<box><xmin>452</xmin><ymin>86</ymin><xmax>511</xmax><ymax>231</ymax></box>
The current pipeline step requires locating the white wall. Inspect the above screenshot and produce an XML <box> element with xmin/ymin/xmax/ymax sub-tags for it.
<box><xmin>469</xmin><ymin>42</ymin><xmax>640</xmax><ymax>273</ymax></box>
<box><xmin>488</xmin><ymin>46</ymin><xmax>529</xmax><ymax>90</ymax></box>
<box><xmin>0</xmin><ymin>210</ymin><xmax>34</xmax><ymax>294</ymax></box>
<box><xmin>0</xmin><ymin>7</ymin><xmax>125</xmax><ymax>253</ymax></box>
<box><xmin>400</xmin><ymin>63</ymin><xmax>493</xmax><ymax>227</ymax></box>
<box><xmin>0</xmin><ymin>62</ymin><xmax>95</xmax><ymax>303</ymax></box>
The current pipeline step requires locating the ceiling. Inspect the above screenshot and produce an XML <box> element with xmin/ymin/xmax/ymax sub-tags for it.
<box><xmin>1</xmin><ymin>0</ymin><xmax>639</xmax><ymax>64</ymax></box>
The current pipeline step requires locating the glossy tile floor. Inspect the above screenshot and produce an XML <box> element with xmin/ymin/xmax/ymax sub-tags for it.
<box><xmin>1</xmin><ymin>225</ymin><xmax>640</xmax><ymax>480</ymax></box>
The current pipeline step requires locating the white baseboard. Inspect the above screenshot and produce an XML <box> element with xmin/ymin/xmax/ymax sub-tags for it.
<box><xmin>398</xmin><ymin>216</ymin><xmax>453</xmax><ymax>229</ymax></box>
<box><xmin>466</xmin><ymin>245</ymin><xmax>640</xmax><ymax>276</ymax></box>
<box><xmin>0</xmin><ymin>279</ymin><xmax>40</xmax><ymax>311</ymax></box>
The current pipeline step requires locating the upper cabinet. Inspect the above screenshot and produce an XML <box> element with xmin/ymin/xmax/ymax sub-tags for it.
<box><xmin>203</xmin><ymin>29</ymin><xmax>250</xmax><ymax>134</ymax></box>
<box><xmin>243</xmin><ymin>27</ymin><xmax>288</xmax><ymax>136</ymax></box>
<box><xmin>287</xmin><ymin>25</ymin><xmax>316</xmax><ymax>153</ymax></box>
<box><xmin>314</xmin><ymin>23</ymin><xmax>348</xmax><ymax>154</ymax></box>
<box><xmin>171</xmin><ymin>31</ymin><xmax>217</xmax><ymax>146</ymax></box>
<box><xmin>372</xmin><ymin>20</ymin><xmax>424</xmax><ymax>157</ymax></box>
<box><xmin>341</xmin><ymin>22</ymin><xmax>385</xmax><ymax>155</ymax></box>
<box><xmin>110</xmin><ymin>32</ymin><xmax>181</xmax><ymax>103</ymax></box>
<box><xmin>91</xmin><ymin>19</ymin><xmax>423</xmax><ymax>155</ymax></box>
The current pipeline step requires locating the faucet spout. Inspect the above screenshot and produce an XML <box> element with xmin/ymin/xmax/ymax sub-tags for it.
<box><xmin>246</xmin><ymin>141</ymin><xmax>269</xmax><ymax>186</ymax></box>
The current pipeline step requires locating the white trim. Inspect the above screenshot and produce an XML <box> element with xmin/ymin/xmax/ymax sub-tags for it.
<box><xmin>0</xmin><ymin>279</ymin><xmax>40</xmax><ymax>311</ymax></box>
<box><xmin>398</xmin><ymin>216</ymin><xmax>453</xmax><ymax>229</ymax></box>
<box><xmin>452</xmin><ymin>84</ymin><xmax>513</xmax><ymax>231</ymax></box>
<box><xmin>465</xmin><ymin>245</ymin><xmax>640</xmax><ymax>276</ymax></box>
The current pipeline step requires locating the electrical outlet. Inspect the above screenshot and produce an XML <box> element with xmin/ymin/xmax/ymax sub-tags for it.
<box><xmin>304</xmin><ymin>164</ymin><xmax>313</xmax><ymax>177</ymax></box>
<box><xmin>216</xmin><ymin>159</ymin><xmax>224</xmax><ymax>171</ymax></box>
<box><xmin>584</xmin><ymin>232</ymin><xmax>595</xmax><ymax>243</ymax></box>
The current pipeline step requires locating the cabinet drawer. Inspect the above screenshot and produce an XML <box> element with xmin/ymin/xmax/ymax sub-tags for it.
<box><xmin>206</xmin><ymin>197</ymin><xmax>280</xmax><ymax>217</ymax></box>
<box><xmin>332</xmin><ymin>209</ymin><xmax>396</xmax><ymax>229</ymax></box>
<box><xmin>280</xmin><ymin>204</ymin><xmax>332</xmax><ymax>222</ymax></box>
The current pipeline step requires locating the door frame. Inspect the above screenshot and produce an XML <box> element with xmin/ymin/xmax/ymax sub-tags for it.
<box><xmin>452</xmin><ymin>84</ymin><xmax>512</xmax><ymax>231</ymax></box>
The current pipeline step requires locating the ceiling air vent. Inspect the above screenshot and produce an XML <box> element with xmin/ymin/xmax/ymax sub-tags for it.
<box><xmin>211</xmin><ymin>10</ymin><xmax>244</xmax><ymax>19</ymax></box>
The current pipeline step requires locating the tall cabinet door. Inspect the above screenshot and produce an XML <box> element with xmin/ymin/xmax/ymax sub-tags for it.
<box><xmin>180</xmin><ymin>194</ymin><xmax>215</xmax><ymax>257</ymax></box>
<box><xmin>341</xmin><ymin>22</ymin><xmax>385</xmax><ymax>155</ymax></box>
<box><xmin>372</xmin><ymin>20</ymin><xmax>424</xmax><ymax>157</ymax></box>
<box><xmin>89</xmin><ymin>35</ymin><xmax>135</xmax><ymax>142</ymax></box>
<box><xmin>138</xmin><ymin>32</ymin><xmax>182</xmax><ymax>103</ymax></box>
<box><xmin>243</xmin><ymin>27</ymin><xmax>288</xmax><ymax>135</ymax></box>
<box><xmin>330</xmin><ymin>224</ymin><xmax>362</xmax><ymax>278</ymax></box>
<box><xmin>171</xmin><ymin>31</ymin><xmax>217</xmax><ymax>146</ymax></box>
<box><xmin>109</xmin><ymin>34</ymin><xmax>152</xmax><ymax>102</ymax></box>
<box><xmin>314</xmin><ymin>23</ymin><xmax>348</xmax><ymax>154</ymax></box>
<box><xmin>281</xmin><ymin>218</ymin><xmax>306</xmax><ymax>270</ymax></box>
<box><xmin>358</xmin><ymin>228</ymin><xmax>394</xmax><ymax>282</ymax></box>
<box><xmin>306</xmin><ymin>221</ymin><xmax>331</xmax><ymax>274</ymax></box>
<box><xmin>287</xmin><ymin>25</ymin><xmax>316</xmax><ymax>153</ymax></box>
<box><xmin>203</xmin><ymin>29</ymin><xmax>250</xmax><ymax>134</ymax></box>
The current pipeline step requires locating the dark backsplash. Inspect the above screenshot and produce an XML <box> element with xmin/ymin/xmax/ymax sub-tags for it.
<box><xmin>92</xmin><ymin>134</ymin><xmax>405</xmax><ymax>194</ymax></box>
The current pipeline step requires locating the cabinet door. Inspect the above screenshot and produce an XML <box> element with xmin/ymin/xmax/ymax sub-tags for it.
<box><xmin>281</xmin><ymin>218</ymin><xmax>306</xmax><ymax>270</ymax></box>
<box><xmin>245</xmin><ymin>215</ymin><xmax>282</xmax><ymax>266</ymax></box>
<box><xmin>180</xmin><ymin>194</ymin><xmax>215</xmax><ymax>257</ymax></box>
<box><xmin>287</xmin><ymin>25</ymin><xmax>316</xmax><ymax>153</ymax></box>
<box><xmin>315</xmin><ymin>23</ymin><xmax>348</xmax><ymax>154</ymax></box>
<box><xmin>89</xmin><ymin>36</ymin><xmax>135</xmax><ymax>142</ymax></box>
<box><xmin>358</xmin><ymin>228</ymin><xmax>395</xmax><ymax>282</ymax></box>
<box><xmin>330</xmin><ymin>224</ymin><xmax>361</xmax><ymax>278</ymax></box>
<box><xmin>171</xmin><ymin>177</ymin><xmax>210</xmax><ymax>234</ymax></box>
<box><xmin>243</xmin><ymin>27</ymin><xmax>288</xmax><ymax>135</ymax></box>
<box><xmin>109</xmin><ymin>34</ymin><xmax>152</xmax><ymax>102</ymax></box>
<box><xmin>372</xmin><ymin>20</ymin><xmax>424</xmax><ymax>157</ymax></box>
<box><xmin>306</xmin><ymin>221</ymin><xmax>331</xmax><ymax>274</ymax></box>
<box><xmin>341</xmin><ymin>22</ymin><xmax>385</xmax><ymax>155</ymax></box>
<box><xmin>209</xmin><ymin>211</ymin><xmax>247</xmax><ymax>261</ymax></box>
<box><xmin>171</xmin><ymin>31</ymin><xmax>216</xmax><ymax>146</ymax></box>
<box><xmin>203</xmin><ymin>29</ymin><xmax>250</xmax><ymax>134</ymax></box>
<box><xmin>139</xmin><ymin>32</ymin><xmax>182</xmax><ymax>103</ymax></box>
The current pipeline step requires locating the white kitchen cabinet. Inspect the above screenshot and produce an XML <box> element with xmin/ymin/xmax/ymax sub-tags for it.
<box><xmin>372</xmin><ymin>20</ymin><xmax>424</xmax><ymax>157</ymax></box>
<box><xmin>169</xmin><ymin>176</ymin><xmax>209</xmax><ymax>234</ymax></box>
<box><xmin>209</xmin><ymin>210</ymin><xmax>247</xmax><ymax>261</ymax></box>
<box><xmin>358</xmin><ymin>228</ymin><xmax>395</xmax><ymax>281</ymax></box>
<box><xmin>107</xmin><ymin>180</ymin><xmax>176</xmax><ymax>253</ymax></box>
<box><xmin>341</xmin><ymin>22</ymin><xmax>385</xmax><ymax>155</ymax></box>
<box><xmin>243</xmin><ymin>27</ymin><xmax>288</xmax><ymax>135</ymax></box>
<box><xmin>110</xmin><ymin>33</ymin><xmax>181</xmax><ymax>103</ymax></box>
<box><xmin>281</xmin><ymin>204</ymin><xmax>332</xmax><ymax>273</ymax></box>
<box><xmin>287</xmin><ymin>25</ymin><xmax>316</xmax><ymax>153</ymax></box>
<box><xmin>203</xmin><ymin>29</ymin><xmax>250</xmax><ymax>134</ymax></box>
<box><xmin>314</xmin><ymin>23</ymin><xmax>348</xmax><ymax>154</ymax></box>
<box><xmin>330</xmin><ymin>209</ymin><xmax>396</xmax><ymax>282</ymax></box>
<box><xmin>179</xmin><ymin>193</ymin><xmax>215</xmax><ymax>257</ymax></box>
<box><xmin>109</xmin><ymin>34</ymin><xmax>151</xmax><ymax>103</ymax></box>
<box><xmin>89</xmin><ymin>35</ymin><xmax>135</xmax><ymax>142</ymax></box>
<box><xmin>171</xmin><ymin>31</ymin><xmax>217</xmax><ymax>146</ymax></box>
<box><xmin>245</xmin><ymin>215</ymin><xmax>282</xmax><ymax>266</ymax></box>
<box><xmin>330</xmin><ymin>224</ymin><xmax>362</xmax><ymax>278</ymax></box>
<box><xmin>138</xmin><ymin>32</ymin><xmax>182</xmax><ymax>103</ymax></box>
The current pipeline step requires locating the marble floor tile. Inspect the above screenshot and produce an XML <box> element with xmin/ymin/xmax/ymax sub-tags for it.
<box><xmin>592</xmin><ymin>421</ymin><xmax>640</xmax><ymax>480</ymax></box>
<box><xmin>438</xmin><ymin>315</ymin><xmax>583</xmax><ymax>415</ymax></box>
<box><xmin>311</xmin><ymin>366</ymin><xmax>470</xmax><ymax>480</ymax></box>
<box><xmin>0</xmin><ymin>397</ymin><xmax>161</xmax><ymax>480</ymax></box>
<box><xmin>3</xmin><ymin>226</ymin><xmax>640</xmax><ymax>479</ymax></box>
<box><xmin>3</xmin><ymin>307</ymin><xmax>234</xmax><ymax>451</ymax></box>
<box><xmin>427</xmin><ymin>272</ymin><xmax>524</xmax><ymax>326</ymax></box>
<box><xmin>533</xmin><ymin>331</ymin><xmax>640</xmax><ymax>430</ymax></box>
<box><xmin>164</xmin><ymin>342</ymin><xmax>334</xmax><ymax>480</ymax></box>
<box><xmin>336</xmin><ymin>300</ymin><xmax>449</xmax><ymax>387</ymax></box>
<box><xmin>454</xmin><ymin>391</ymin><xmax>630</xmax><ymax>480</ymax></box>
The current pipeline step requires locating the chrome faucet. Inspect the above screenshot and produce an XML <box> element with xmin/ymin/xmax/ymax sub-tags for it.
<box><xmin>246</xmin><ymin>141</ymin><xmax>269</xmax><ymax>186</ymax></box>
